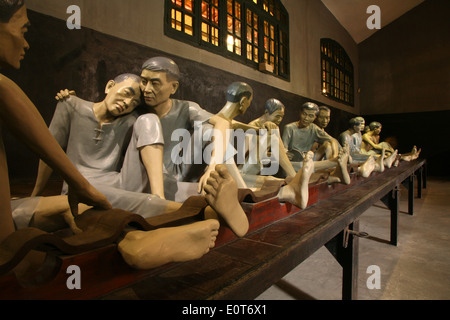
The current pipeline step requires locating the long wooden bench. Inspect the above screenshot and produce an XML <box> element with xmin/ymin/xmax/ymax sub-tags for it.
<box><xmin>0</xmin><ymin>159</ymin><xmax>425</xmax><ymax>300</ymax></box>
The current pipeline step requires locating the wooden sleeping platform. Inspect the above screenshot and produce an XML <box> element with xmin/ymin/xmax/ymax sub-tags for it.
<box><xmin>1</xmin><ymin>159</ymin><xmax>426</xmax><ymax>300</ymax></box>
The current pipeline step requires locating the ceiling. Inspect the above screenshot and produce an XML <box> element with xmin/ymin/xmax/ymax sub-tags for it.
<box><xmin>321</xmin><ymin>0</ymin><xmax>425</xmax><ymax>43</ymax></box>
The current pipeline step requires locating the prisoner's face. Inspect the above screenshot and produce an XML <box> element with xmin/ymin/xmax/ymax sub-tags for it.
<box><xmin>104</xmin><ymin>78</ymin><xmax>141</xmax><ymax>117</ymax></box>
<box><xmin>353</xmin><ymin>123</ymin><xmax>362</xmax><ymax>133</ymax></box>
<box><xmin>373</xmin><ymin>126</ymin><xmax>382</xmax><ymax>135</ymax></box>
<box><xmin>266</xmin><ymin>108</ymin><xmax>285</xmax><ymax>126</ymax></box>
<box><xmin>140</xmin><ymin>69</ymin><xmax>178</xmax><ymax>108</ymax></box>
<box><xmin>240</xmin><ymin>95</ymin><xmax>253</xmax><ymax>114</ymax></box>
<box><xmin>299</xmin><ymin>109</ymin><xmax>317</xmax><ymax>127</ymax></box>
<box><xmin>359</xmin><ymin>120</ymin><xmax>365</xmax><ymax>132</ymax></box>
<box><xmin>0</xmin><ymin>6</ymin><xmax>30</xmax><ymax>69</ymax></box>
<box><xmin>316</xmin><ymin>110</ymin><xmax>330</xmax><ymax>129</ymax></box>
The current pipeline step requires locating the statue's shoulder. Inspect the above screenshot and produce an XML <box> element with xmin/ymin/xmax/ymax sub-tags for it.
<box><xmin>135</xmin><ymin>112</ymin><xmax>159</xmax><ymax>125</ymax></box>
<box><xmin>0</xmin><ymin>73</ymin><xmax>24</xmax><ymax>99</ymax></box>
<box><xmin>284</xmin><ymin>122</ymin><xmax>297</xmax><ymax>129</ymax></box>
<box><xmin>0</xmin><ymin>73</ymin><xmax>14</xmax><ymax>90</ymax></box>
<box><xmin>56</xmin><ymin>96</ymin><xmax>93</xmax><ymax>116</ymax></box>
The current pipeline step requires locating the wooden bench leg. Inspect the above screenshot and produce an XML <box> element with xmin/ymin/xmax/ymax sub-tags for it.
<box><xmin>408</xmin><ymin>175</ymin><xmax>414</xmax><ymax>215</ymax></box>
<box><xmin>389</xmin><ymin>187</ymin><xmax>399</xmax><ymax>246</ymax></box>
<box><xmin>402</xmin><ymin>175</ymin><xmax>414</xmax><ymax>215</ymax></box>
<box><xmin>422</xmin><ymin>161</ymin><xmax>427</xmax><ymax>189</ymax></box>
<box><xmin>325</xmin><ymin>221</ymin><xmax>359</xmax><ymax>300</ymax></box>
<box><xmin>381</xmin><ymin>187</ymin><xmax>399</xmax><ymax>246</ymax></box>
<box><xmin>416</xmin><ymin>168</ymin><xmax>423</xmax><ymax>199</ymax></box>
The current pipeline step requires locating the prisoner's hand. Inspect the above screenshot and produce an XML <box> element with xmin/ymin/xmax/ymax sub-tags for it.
<box><xmin>262</xmin><ymin>121</ymin><xmax>278</xmax><ymax>134</ymax></box>
<box><xmin>286</xmin><ymin>151</ymin><xmax>294</xmax><ymax>161</ymax></box>
<box><xmin>198</xmin><ymin>164</ymin><xmax>216</xmax><ymax>194</ymax></box>
<box><xmin>55</xmin><ymin>89</ymin><xmax>76</xmax><ymax>101</ymax></box>
<box><xmin>67</xmin><ymin>184</ymin><xmax>112</xmax><ymax>218</ymax></box>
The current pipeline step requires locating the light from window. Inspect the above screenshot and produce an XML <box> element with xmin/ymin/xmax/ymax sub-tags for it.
<box><xmin>165</xmin><ymin>0</ymin><xmax>289</xmax><ymax>79</ymax></box>
<box><xmin>170</xmin><ymin>0</ymin><xmax>195</xmax><ymax>35</ymax></box>
<box><xmin>321</xmin><ymin>38</ymin><xmax>354</xmax><ymax>106</ymax></box>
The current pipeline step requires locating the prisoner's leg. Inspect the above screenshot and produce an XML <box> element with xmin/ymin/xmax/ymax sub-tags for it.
<box><xmin>384</xmin><ymin>149</ymin><xmax>398</xmax><ymax>168</ymax></box>
<box><xmin>327</xmin><ymin>147</ymin><xmax>351</xmax><ymax>185</ymax></box>
<box><xmin>204</xmin><ymin>164</ymin><xmax>249</xmax><ymax>237</ymax></box>
<box><xmin>374</xmin><ymin>148</ymin><xmax>385</xmax><ymax>172</ymax></box>
<box><xmin>277</xmin><ymin>151</ymin><xmax>315</xmax><ymax>209</ymax></box>
<box><xmin>314</xmin><ymin>142</ymin><xmax>328</xmax><ymax>161</ymax></box>
<box><xmin>118</xmin><ymin>219</ymin><xmax>220</xmax><ymax>270</ymax></box>
<box><xmin>30</xmin><ymin>196</ymin><xmax>91</xmax><ymax>233</ymax></box>
<box><xmin>358</xmin><ymin>156</ymin><xmax>376</xmax><ymax>178</ymax></box>
<box><xmin>327</xmin><ymin>139</ymin><xmax>340</xmax><ymax>160</ymax></box>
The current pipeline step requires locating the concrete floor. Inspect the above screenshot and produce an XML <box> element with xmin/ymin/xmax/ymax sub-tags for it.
<box><xmin>256</xmin><ymin>176</ymin><xmax>450</xmax><ymax>300</ymax></box>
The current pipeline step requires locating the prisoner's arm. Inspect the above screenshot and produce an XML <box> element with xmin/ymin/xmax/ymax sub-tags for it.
<box><xmin>140</xmin><ymin>144</ymin><xmax>165</xmax><ymax>199</ymax></box>
<box><xmin>362</xmin><ymin>133</ymin><xmax>382</xmax><ymax>150</ymax></box>
<box><xmin>0</xmin><ymin>75</ymin><xmax>111</xmax><ymax>212</ymax></box>
<box><xmin>31</xmin><ymin>159</ymin><xmax>53</xmax><ymax>196</ymax></box>
<box><xmin>231</xmin><ymin>120</ymin><xmax>260</xmax><ymax>132</ymax></box>
<box><xmin>198</xmin><ymin>115</ymin><xmax>231</xmax><ymax>193</ymax></box>
<box><xmin>277</xmin><ymin>136</ymin><xmax>296</xmax><ymax>177</ymax></box>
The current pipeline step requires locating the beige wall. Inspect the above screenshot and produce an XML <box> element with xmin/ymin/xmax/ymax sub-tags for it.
<box><xmin>25</xmin><ymin>0</ymin><xmax>359</xmax><ymax>114</ymax></box>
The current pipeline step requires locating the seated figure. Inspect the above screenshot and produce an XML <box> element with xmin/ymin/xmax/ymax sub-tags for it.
<box><xmin>282</xmin><ymin>102</ymin><xmax>338</xmax><ymax>163</ymax></box>
<box><xmin>339</xmin><ymin>117</ymin><xmax>398</xmax><ymax>177</ymax></box>
<box><xmin>238</xmin><ymin>98</ymin><xmax>296</xmax><ymax>177</ymax></box>
<box><xmin>248</xmin><ymin>98</ymin><xmax>285</xmax><ymax>128</ymax></box>
<box><xmin>362</xmin><ymin>121</ymin><xmax>420</xmax><ymax>163</ymax></box>
<box><xmin>361</xmin><ymin>121</ymin><xmax>395</xmax><ymax>155</ymax></box>
<box><xmin>312</xmin><ymin>106</ymin><xmax>340</xmax><ymax>161</ymax></box>
<box><xmin>139</xmin><ymin>57</ymin><xmax>232</xmax><ymax>199</ymax></box>
<box><xmin>339</xmin><ymin>117</ymin><xmax>372</xmax><ymax>162</ymax></box>
<box><xmin>0</xmin><ymin>1</ymin><xmax>112</xmax><ymax>242</ymax></box>
<box><xmin>30</xmin><ymin>74</ymin><xmax>178</xmax><ymax>218</ymax></box>
<box><xmin>281</xmin><ymin>102</ymin><xmax>347</xmax><ymax>179</ymax></box>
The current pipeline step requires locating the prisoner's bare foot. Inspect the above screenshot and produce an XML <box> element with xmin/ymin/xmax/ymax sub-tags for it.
<box><xmin>358</xmin><ymin>156</ymin><xmax>376</xmax><ymax>178</ymax></box>
<box><xmin>394</xmin><ymin>154</ymin><xmax>401</xmax><ymax>167</ymax></box>
<box><xmin>327</xmin><ymin>147</ymin><xmax>351</xmax><ymax>185</ymax></box>
<box><xmin>203</xmin><ymin>164</ymin><xmax>249</xmax><ymax>237</ymax></box>
<box><xmin>278</xmin><ymin>151</ymin><xmax>314</xmax><ymax>209</ymax></box>
<box><xmin>413</xmin><ymin>148</ymin><xmax>422</xmax><ymax>160</ymax></box>
<box><xmin>401</xmin><ymin>146</ymin><xmax>421</xmax><ymax>161</ymax></box>
<box><xmin>118</xmin><ymin>219</ymin><xmax>220</xmax><ymax>270</ymax></box>
<box><xmin>384</xmin><ymin>149</ymin><xmax>398</xmax><ymax>168</ymax></box>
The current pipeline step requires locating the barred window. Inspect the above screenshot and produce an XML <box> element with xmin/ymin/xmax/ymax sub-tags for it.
<box><xmin>321</xmin><ymin>38</ymin><xmax>354</xmax><ymax>106</ymax></box>
<box><xmin>165</xmin><ymin>0</ymin><xmax>290</xmax><ymax>79</ymax></box>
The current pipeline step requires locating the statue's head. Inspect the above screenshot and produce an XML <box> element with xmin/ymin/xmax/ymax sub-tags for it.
<box><xmin>140</xmin><ymin>57</ymin><xmax>180</xmax><ymax>107</ymax></box>
<box><xmin>298</xmin><ymin>102</ymin><xmax>319</xmax><ymax>128</ymax></box>
<box><xmin>369</xmin><ymin>121</ymin><xmax>382</xmax><ymax>134</ymax></box>
<box><xmin>0</xmin><ymin>0</ymin><xmax>25</xmax><ymax>23</ymax></box>
<box><xmin>0</xmin><ymin>0</ymin><xmax>29</xmax><ymax>69</ymax></box>
<box><xmin>264</xmin><ymin>98</ymin><xmax>285</xmax><ymax>125</ymax></box>
<box><xmin>315</xmin><ymin>106</ymin><xmax>331</xmax><ymax>129</ymax></box>
<box><xmin>103</xmin><ymin>73</ymin><xmax>142</xmax><ymax>117</ymax></box>
<box><xmin>349</xmin><ymin>116</ymin><xmax>365</xmax><ymax>132</ymax></box>
<box><xmin>226</xmin><ymin>82</ymin><xmax>253</xmax><ymax>115</ymax></box>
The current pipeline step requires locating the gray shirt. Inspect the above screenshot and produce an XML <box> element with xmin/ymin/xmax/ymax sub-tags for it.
<box><xmin>282</xmin><ymin>122</ymin><xmax>333</xmax><ymax>155</ymax></box>
<box><xmin>119</xmin><ymin>113</ymin><xmax>164</xmax><ymax>193</ymax></box>
<box><xmin>338</xmin><ymin>130</ymin><xmax>370</xmax><ymax>162</ymax></box>
<box><xmin>49</xmin><ymin>96</ymin><xmax>138</xmax><ymax>190</ymax></box>
<box><xmin>48</xmin><ymin>96</ymin><xmax>169</xmax><ymax>218</ymax></box>
<box><xmin>159</xmin><ymin>99</ymin><xmax>213</xmax><ymax>199</ymax></box>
